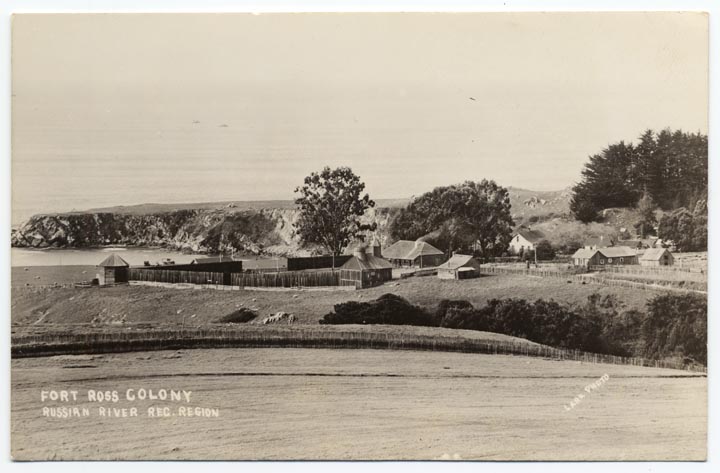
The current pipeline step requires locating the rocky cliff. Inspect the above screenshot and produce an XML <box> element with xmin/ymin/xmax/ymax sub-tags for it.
<box><xmin>11</xmin><ymin>207</ymin><xmax>395</xmax><ymax>257</ymax></box>
<box><xmin>12</xmin><ymin>188</ymin><xmax>569</xmax><ymax>255</ymax></box>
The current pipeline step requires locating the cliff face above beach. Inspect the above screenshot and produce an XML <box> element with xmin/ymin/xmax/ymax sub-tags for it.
<box><xmin>10</xmin><ymin>207</ymin><xmax>394</xmax><ymax>256</ymax></box>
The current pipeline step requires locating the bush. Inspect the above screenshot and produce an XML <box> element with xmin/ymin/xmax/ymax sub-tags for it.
<box><xmin>642</xmin><ymin>293</ymin><xmax>706</xmax><ymax>364</ymax></box>
<box><xmin>321</xmin><ymin>291</ymin><xmax>708</xmax><ymax>366</ymax></box>
<box><xmin>216</xmin><ymin>308</ymin><xmax>257</xmax><ymax>324</ymax></box>
<box><xmin>435</xmin><ymin>299</ymin><xmax>474</xmax><ymax>322</ymax></box>
<box><xmin>320</xmin><ymin>293</ymin><xmax>437</xmax><ymax>326</ymax></box>
<box><xmin>534</xmin><ymin>240</ymin><xmax>556</xmax><ymax>260</ymax></box>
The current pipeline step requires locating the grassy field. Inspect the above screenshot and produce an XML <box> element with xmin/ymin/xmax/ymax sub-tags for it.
<box><xmin>11</xmin><ymin>348</ymin><xmax>706</xmax><ymax>460</ymax></box>
<box><xmin>11</xmin><ymin>268</ymin><xmax>657</xmax><ymax>327</ymax></box>
<box><xmin>12</xmin><ymin>265</ymin><xmax>97</xmax><ymax>288</ymax></box>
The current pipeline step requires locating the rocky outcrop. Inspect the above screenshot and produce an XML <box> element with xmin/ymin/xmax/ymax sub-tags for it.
<box><xmin>11</xmin><ymin>208</ymin><xmax>394</xmax><ymax>257</ymax></box>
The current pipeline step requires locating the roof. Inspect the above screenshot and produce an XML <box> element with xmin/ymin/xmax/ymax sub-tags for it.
<box><xmin>572</xmin><ymin>248</ymin><xmax>597</xmax><ymax>259</ymax></box>
<box><xmin>515</xmin><ymin>229</ymin><xmax>545</xmax><ymax>244</ymax></box>
<box><xmin>596</xmin><ymin>246</ymin><xmax>637</xmax><ymax>258</ymax></box>
<box><xmin>437</xmin><ymin>253</ymin><xmax>478</xmax><ymax>270</ymax></box>
<box><xmin>191</xmin><ymin>256</ymin><xmax>237</xmax><ymax>264</ymax></box>
<box><xmin>97</xmin><ymin>253</ymin><xmax>129</xmax><ymax>267</ymax></box>
<box><xmin>640</xmin><ymin>248</ymin><xmax>672</xmax><ymax>261</ymax></box>
<box><xmin>341</xmin><ymin>252</ymin><xmax>393</xmax><ymax>271</ymax></box>
<box><xmin>382</xmin><ymin>240</ymin><xmax>444</xmax><ymax>260</ymax></box>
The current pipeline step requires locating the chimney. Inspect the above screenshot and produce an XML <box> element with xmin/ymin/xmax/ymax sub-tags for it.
<box><xmin>369</xmin><ymin>237</ymin><xmax>382</xmax><ymax>257</ymax></box>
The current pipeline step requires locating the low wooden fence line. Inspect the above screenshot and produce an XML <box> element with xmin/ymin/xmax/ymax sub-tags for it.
<box><xmin>10</xmin><ymin>328</ymin><xmax>706</xmax><ymax>373</ymax></box>
<box><xmin>588</xmin><ymin>265</ymin><xmax>707</xmax><ymax>283</ymax></box>
<box><xmin>129</xmin><ymin>268</ymin><xmax>224</xmax><ymax>285</ymax></box>
<box><xmin>478</xmin><ymin>265</ymin><xmax>706</xmax><ymax>294</ymax></box>
<box><xmin>231</xmin><ymin>270</ymin><xmax>341</xmax><ymax>288</ymax></box>
<box><xmin>577</xmin><ymin>274</ymin><xmax>707</xmax><ymax>294</ymax></box>
<box><xmin>478</xmin><ymin>265</ymin><xmax>586</xmax><ymax>279</ymax></box>
<box><xmin>590</xmin><ymin>264</ymin><xmax>705</xmax><ymax>275</ymax></box>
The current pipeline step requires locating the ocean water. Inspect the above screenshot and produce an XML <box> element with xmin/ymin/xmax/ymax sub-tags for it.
<box><xmin>10</xmin><ymin>247</ymin><xmax>285</xmax><ymax>269</ymax></box>
<box><xmin>10</xmin><ymin>247</ymin><xmax>206</xmax><ymax>267</ymax></box>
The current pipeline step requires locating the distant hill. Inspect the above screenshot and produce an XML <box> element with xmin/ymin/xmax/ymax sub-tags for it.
<box><xmin>79</xmin><ymin>198</ymin><xmax>412</xmax><ymax>216</ymax></box>
<box><xmin>76</xmin><ymin>188</ymin><xmax>569</xmax><ymax>220</ymax></box>
<box><xmin>505</xmin><ymin>187</ymin><xmax>572</xmax><ymax>223</ymax></box>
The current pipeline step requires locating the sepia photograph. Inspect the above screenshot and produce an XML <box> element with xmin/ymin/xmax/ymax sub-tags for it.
<box><xmin>7</xmin><ymin>9</ymin><xmax>710</xmax><ymax>462</ymax></box>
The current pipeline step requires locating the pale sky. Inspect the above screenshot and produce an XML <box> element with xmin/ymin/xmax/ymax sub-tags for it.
<box><xmin>11</xmin><ymin>13</ymin><xmax>708</xmax><ymax>223</ymax></box>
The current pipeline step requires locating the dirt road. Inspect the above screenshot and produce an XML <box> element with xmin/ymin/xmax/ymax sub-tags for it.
<box><xmin>11</xmin><ymin>348</ymin><xmax>706</xmax><ymax>460</ymax></box>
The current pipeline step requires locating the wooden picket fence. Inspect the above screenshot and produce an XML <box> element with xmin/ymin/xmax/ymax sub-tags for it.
<box><xmin>129</xmin><ymin>268</ymin><xmax>224</xmax><ymax>285</ymax></box>
<box><xmin>478</xmin><ymin>265</ymin><xmax>584</xmax><ymax>280</ymax></box>
<box><xmin>231</xmin><ymin>270</ymin><xmax>341</xmax><ymax>288</ymax></box>
<box><xmin>10</xmin><ymin>326</ymin><xmax>706</xmax><ymax>373</ymax></box>
<box><xmin>589</xmin><ymin>265</ymin><xmax>707</xmax><ymax>282</ymax></box>
<box><xmin>478</xmin><ymin>264</ymin><xmax>706</xmax><ymax>294</ymax></box>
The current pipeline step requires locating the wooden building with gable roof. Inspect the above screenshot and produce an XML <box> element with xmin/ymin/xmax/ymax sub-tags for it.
<box><xmin>436</xmin><ymin>253</ymin><xmax>482</xmax><ymax>280</ymax></box>
<box><xmin>382</xmin><ymin>240</ymin><xmax>446</xmax><ymax>268</ymax></box>
<box><xmin>339</xmin><ymin>246</ymin><xmax>393</xmax><ymax>288</ymax></box>
<box><xmin>97</xmin><ymin>253</ymin><xmax>130</xmax><ymax>285</ymax></box>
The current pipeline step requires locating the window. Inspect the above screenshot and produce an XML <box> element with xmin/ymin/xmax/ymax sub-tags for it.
<box><xmin>620</xmin><ymin>257</ymin><xmax>624</xmax><ymax>263</ymax></box>
<box><xmin>608</xmin><ymin>258</ymin><xmax>613</xmax><ymax>264</ymax></box>
<box><xmin>600</xmin><ymin>259</ymin><xmax>605</xmax><ymax>265</ymax></box>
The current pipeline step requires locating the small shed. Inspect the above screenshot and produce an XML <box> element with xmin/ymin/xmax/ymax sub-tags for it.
<box><xmin>97</xmin><ymin>253</ymin><xmax>130</xmax><ymax>285</ymax></box>
<box><xmin>437</xmin><ymin>253</ymin><xmax>482</xmax><ymax>280</ymax></box>
<box><xmin>640</xmin><ymin>248</ymin><xmax>674</xmax><ymax>266</ymax></box>
<box><xmin>339</xmin><ymin>249</ymin><xmax>393</xmax><ymax>289</ymax></box>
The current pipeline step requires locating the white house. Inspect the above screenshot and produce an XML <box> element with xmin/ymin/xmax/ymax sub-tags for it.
<box><xmin>508</xmin><ymin>229</ymin><xmax>545</xmax><ymax>255</ymax></box>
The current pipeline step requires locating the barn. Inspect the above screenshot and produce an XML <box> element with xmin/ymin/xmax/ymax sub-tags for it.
<box><xmin>97</xmin><ymin>253</ymin><xmax>130</xmax><ymax>285</ymax></box>
<box><xmin>382</xmin><ymin>240</ymin><xmax>446</xmax><ymax>268</ymax></box>
<box><xmin>572</xmin><ymin>246</ymin><xmax>638</xmax><ymax>267</ymax></box>
<box><xmin>640</xmin><ymin>248</ymin><xmax>674</xmax><ymax>266</ymax></box>
<box><xmin>508</xmin><ymin>228</ymin><xmax>546</xmax><ymax>255</ymax></box>
<box><xmin>339</xmin><ymin>248</ymin><xmax>393</xmax><ymax>289</ymax></box>
<box><xmin>436</xmin><ymin>254</ymin><xmax>482</xmax><ymax>280</ymax></box>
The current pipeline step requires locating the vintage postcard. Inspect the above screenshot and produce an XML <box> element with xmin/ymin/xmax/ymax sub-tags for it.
<box><xmin>10</xmin><ymin>12</ymin><xmax>708</xmax><ymax>461</ymax></box>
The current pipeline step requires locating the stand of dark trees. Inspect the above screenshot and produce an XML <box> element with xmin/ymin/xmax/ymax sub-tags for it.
<box><xmin>570</xmin><ymin>129</ymin><xmax>707</xmax><ymax>223</ymax></box>
<box><xmin>320</xmin><ymin>292</ymin><xmax>706</xmax><ymax>366</ymax></box>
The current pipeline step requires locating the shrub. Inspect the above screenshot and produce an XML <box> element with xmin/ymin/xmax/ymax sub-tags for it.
<box><xmin>320</xmin><ymin>293</ymin><xmax>437</xmax><ymax>326</ymax></box>
<box><xmin>216</xmin><ymin>308</ymin><xmax>257</xmax><ymax>324</ymax></box>
<box><xmin>435</xmin><ymin>299</ymin><xmax>474</xmax><ymax>323</ymax></box>
<box><xmin>534</xmin><ymin>240</ymin><xmax>556</xmax><ymax>260</ymax></box>
<box><xmin>642</xmin><ymin>293</ymin><xmax>706</xmax><ymax>364</ymax></box>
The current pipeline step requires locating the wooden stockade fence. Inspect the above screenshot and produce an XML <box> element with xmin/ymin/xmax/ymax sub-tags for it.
<box><xmin>129</xmin><ymin>268</ymin><xmax>224</xmax><ymax>285</ymax></box>
<box><xmin>10</xmin><ymin>327</ymin><xmax>706</xmax><ymax>373</ymax></box>
<box><xmin>231</xmin><ymin>270</ymin><xmax>341</xmax><ymax>288</ymax></box>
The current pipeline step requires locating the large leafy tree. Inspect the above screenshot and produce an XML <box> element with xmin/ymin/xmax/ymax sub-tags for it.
<box><xmin>293</xmin><ymin>167</ymin><xmax>376</xmax><ymax>260</ymax></box>
<box><xmin>389</xmin><ymin>180</ymin><xmax>514</xmax><ymax>258</ymax></box>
